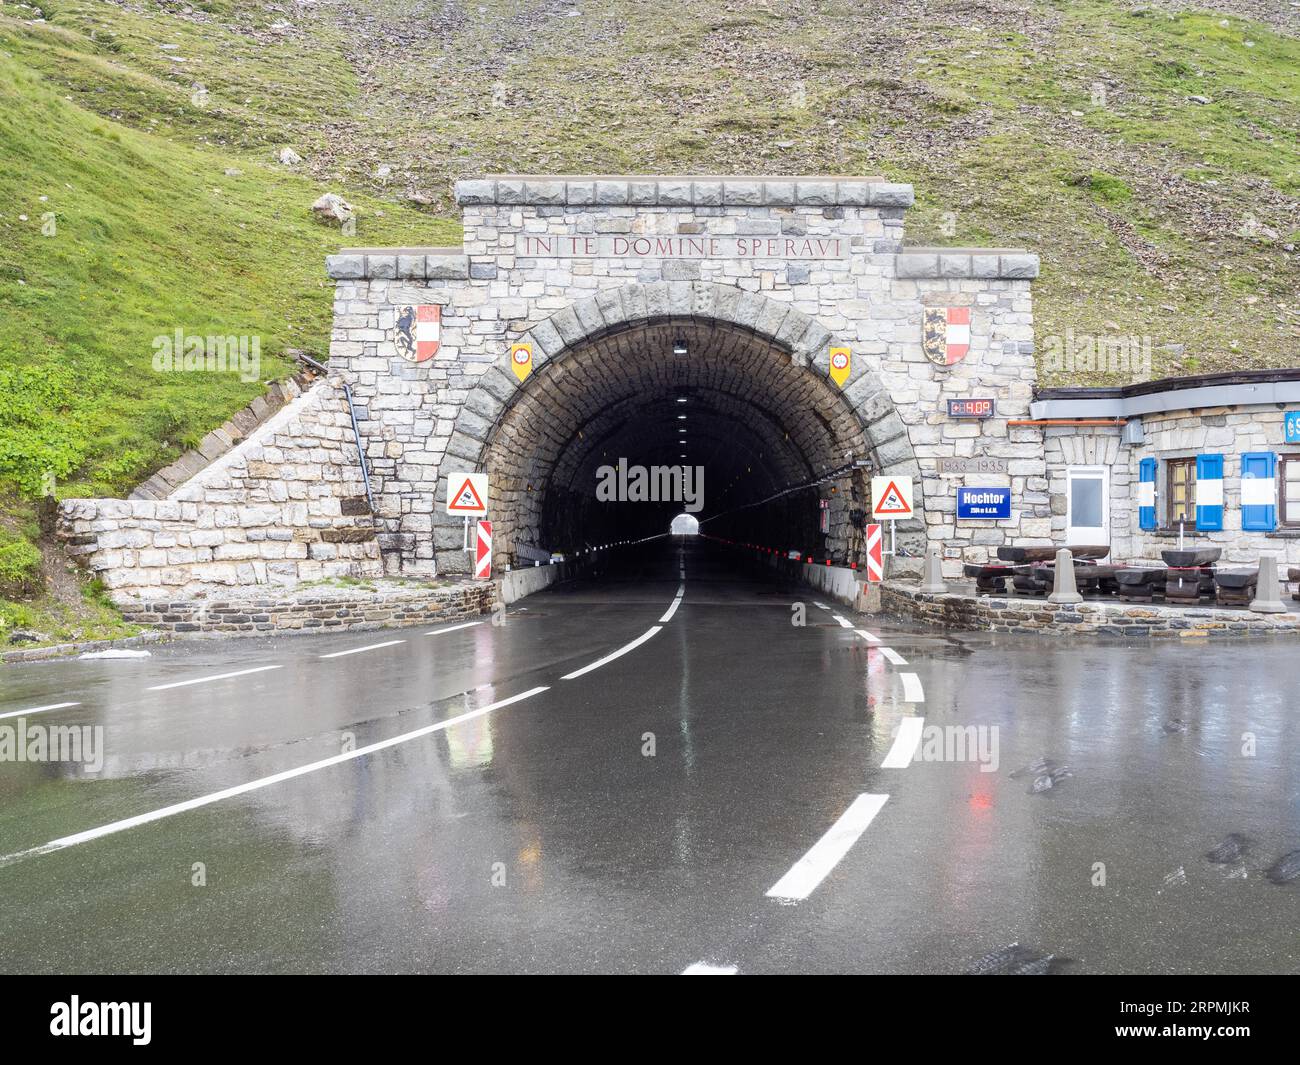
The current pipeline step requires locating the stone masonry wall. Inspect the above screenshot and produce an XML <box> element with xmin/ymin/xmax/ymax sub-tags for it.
<box><xmin>1120</xmin><ymin>405</ymin><xmax>1300</xmax><ymax>567</ymax></box>
<box><xmin>115</xmin><ymin>581</ymin><xmax>494</xmax><ymax>637</ymax></box>
<box><xmin>1041</xmin><ymin>407</ymin><xmax>1300</xmax><ymax>568</ymax></box>
<box><xmin>326</xmin><ymin>175</ymin><xmax>1046</xmax><ymax>577</ymax></box>
<box><xmin>59</xmin><ymin>380</ymin><xmax>383</xmax><ymax>600</ymax></box>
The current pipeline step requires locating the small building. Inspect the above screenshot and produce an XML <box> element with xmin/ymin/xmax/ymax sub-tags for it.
<box><xmin>1031</xmin><ymin>369</ymin><xmax>1300</xmax><ymax>567</ymax></box>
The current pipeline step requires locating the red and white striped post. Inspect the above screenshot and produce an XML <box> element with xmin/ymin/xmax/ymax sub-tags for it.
<box><xmin>866</xmin><ymin>523</ymin><xmax>883</xmax><ymax>583</ymax></box>
<box><xmin>475</xmin><ymin>521</ymin><xmax>492</xmax><ymax>580</ymax></box>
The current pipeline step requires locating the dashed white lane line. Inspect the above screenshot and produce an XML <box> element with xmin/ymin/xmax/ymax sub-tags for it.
<box><xmin>853</xmin><ymin>628</ymin><xmax>881</xmax><ymax>644</ymax></box>
<box><xmin>681</xmin><ymin>962</ymin><xmax>739</xmax><ymax>975</ymax></box>
<box><xmin>765</xmin><ymin>793</ymin><xmax>890</xmax><ymax>902</ymax></box>
<box><xmin>812</xmin><ymin>601</ymin><xmax>829</xmax><ymax>611</ymax></box>
<box><xmin>899</xmin><ymin>672</ymin><xmax>925</xmax><ymax>704</ymax></box>
<box><xmin>562</xmin><ymin>626</ymin><xmax>663</xmax><ymax>681</ymax></box>
<box><xmin>881</xmin><ymin>715</ymin><xmax>925</xmax><ymax>768</ymax></box>
<box><xmin>424</xmin><ymin>621</ymin><xmax>482</xmax><ymax>637</ymax></box>
<box><xmin>0</xmin><ymin>701</ymin><xmax>80</xmax><ymax>720</ymax></box>
<box><xmin>147</xmin><ymin>665</ymin><xmax>282</xmax><ymax>692</ymax></box>
<box><xmin>0</xmin><ymin>686</ymin><xmax>550</xmax><ymax>868</ymax></box>
<box><xmin>319</xmin><ymin>639</ymin><xmax>405</xmax><ymax>660</ymax></box>
<box><xmin>879</xmin><ymin>647</ymin><xmax>908</xmax><ymax>666</ymax></box>
<box><xmin>658</xmin><ymin>584</ymin><xmax>686</xmax><ymax>624</ymax></box>
<box><xmin>832</xmin><ymin>614</ymin><xmax>853</xmax><ymax>629</ymax></box>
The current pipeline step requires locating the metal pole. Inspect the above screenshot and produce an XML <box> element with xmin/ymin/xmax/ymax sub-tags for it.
<box><xmin>342</xmin><ymin>381</ymin><xmax>375</xmax><ymax>516</ymax></box>
<box><xmin>290</xmin><ymin>354</ymin><xmax>374</xmax><ymax>518</ymax></box>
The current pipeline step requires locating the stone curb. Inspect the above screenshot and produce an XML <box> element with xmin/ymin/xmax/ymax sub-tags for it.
<box><xmin>453</xmin><ymin>176</ymin><xmax>914</xmax><ymax>209</ymax></box>
<box><xmin>880</xmin><ymin>581</ymin><xmax>1300</xmax><ymax>638</ymax></box>
<box><xmin>2</xmin><ymin>630</ymin><xmax>170</xmax><ymax>665</ymax></box>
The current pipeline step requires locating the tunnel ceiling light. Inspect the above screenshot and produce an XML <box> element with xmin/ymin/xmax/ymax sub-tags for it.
<box><xmin>677</xmin><ymin>414</ymin><xmax>686</xmax><ymax>420</ymax></box>
<box><xmin>673</xmin><ymin>339</ymin><xmax>688</xmax><ymax>357</ymax></box>
<box><xmin>676</xmin><ymin>397</ymin><xmax>687</xmax><ymax>404</ymax></box>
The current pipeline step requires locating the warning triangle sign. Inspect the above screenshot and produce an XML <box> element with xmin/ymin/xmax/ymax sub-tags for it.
<box><xmin>449</xmin><ymin>477</ymin><xmax>486</xmax><ymax>513</ymax></box>
<box><xmin>873</xmin><ymin>479</ymin><xmax>912</xmax><ymax>517</ymax></box>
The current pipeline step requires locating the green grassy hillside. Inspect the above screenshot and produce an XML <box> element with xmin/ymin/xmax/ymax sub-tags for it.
<box><xmin>0</xmin><ymin>0</ymin><xmax>1296</xmax><ymax>640</ymax></box>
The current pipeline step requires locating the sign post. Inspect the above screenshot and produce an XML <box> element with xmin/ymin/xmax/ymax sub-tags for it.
<box><xmin>870</xmin><ymin>476</ymin><xmax>914</xmax><ymax>559</ymax></box>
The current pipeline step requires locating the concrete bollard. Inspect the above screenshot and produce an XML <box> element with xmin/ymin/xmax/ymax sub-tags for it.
<box><xmin>1048</xmin><ymin>547</ymin><xmax>1083</xmax><ymax>605</ymax></box>
<box><xmin>1249</xmin><ymin>553</ymin><xmax>1286</xmax><ymax>614</ymax></box>
<box><xmin>918</xmin><ymin>545</ymin><xmax>948</xmax><ymax>595</ymax></box>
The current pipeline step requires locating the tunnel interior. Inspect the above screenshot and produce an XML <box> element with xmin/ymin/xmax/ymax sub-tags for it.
<box><xmin>480</xmin><ymin>318</ymin><xmax>879</xmax><ymax>566</ymax></box>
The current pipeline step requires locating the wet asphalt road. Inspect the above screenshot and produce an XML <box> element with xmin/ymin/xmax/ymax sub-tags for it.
<box><xmin>0</xmin><ymin>540</ymin><xmax>1297</xmax><ymax>974</ymax></box>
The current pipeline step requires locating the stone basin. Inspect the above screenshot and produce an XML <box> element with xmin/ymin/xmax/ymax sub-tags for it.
<box><xmin>1115</xmin><ymin>568</ymin><xmax>1165</xmax><ymax>586</ymax></box>
<box><xmin>1160</xmin><ymin>548</ymin><xmax>1221</xmax><ymax>568</ymax></box>
<box><xmin>998</xmin><ymin>545</ymin><xmax>1109</xmax><ymax>563</ymax></box>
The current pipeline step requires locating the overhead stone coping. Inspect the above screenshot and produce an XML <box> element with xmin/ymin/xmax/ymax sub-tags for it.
<box><xmin>327</xmin><ymin>250</ymin><xmax>469</xmax><ymax>280</ymax></box>
<box><xmin>453</xmin><ymin>175</ymin><xmax>914</xmax><ymax>208</ymax></box>
<box><xmin>895</xmin><ymin>248</ymin><xmax>1040</xmax><ymax>280</ymax></box>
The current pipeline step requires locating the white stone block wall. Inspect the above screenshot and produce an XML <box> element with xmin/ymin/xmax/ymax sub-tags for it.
<box><xmin>1043</xmin><ymin>407</ymin><xmax>1300</xmax><ymax>568</ymax></box>
<box><xmin>59</xmin><ymin>381</ymin><xmax>383</xmax><ymax>600</ymax></box>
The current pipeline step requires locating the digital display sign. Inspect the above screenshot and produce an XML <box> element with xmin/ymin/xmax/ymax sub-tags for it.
<box><xmin>947</xmin><ymin>397</ymin><xmax>996</xmax><ymax>419</ymax></box>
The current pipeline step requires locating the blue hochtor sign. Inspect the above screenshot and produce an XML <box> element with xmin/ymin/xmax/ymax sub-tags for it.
<box><xmin>957</xmin><ymin>487</ymin><xmax>1012</xmax><ymax>520</ymax></box>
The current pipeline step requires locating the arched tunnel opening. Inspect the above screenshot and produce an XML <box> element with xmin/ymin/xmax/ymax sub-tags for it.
<box><xmin>479</xmin><ymin>318</ymin><xmax>881</xmax><ymax>570</ymax></box>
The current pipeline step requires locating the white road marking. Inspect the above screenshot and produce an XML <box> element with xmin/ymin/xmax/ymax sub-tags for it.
<box><xmin>879</xmin><ymin>647</ymin><xmax>908</xmax><ymax>666</ymax></box>
<box><xmin>658</xmin><ymin>584</ymin><xmax>686</xmax><ymax>623</ymax></box>
<box><xmin>881</xmin><ymin>715</ymin><xmax>925</xmax><ymax>768</ymax></box>
<box><xmin>853</xmin><ymin>628</ymin><xmax>881</xmax><ymax>644</ymax></box>
<box><xmin>899</xmin><ymin>672</ymin><xmax>925</xmax><ymax>703</ymax></box>
<box><xmin>0</xmin><ymin>686</ymin><xmax>550</xmax><ymax>867</ymax></box>
<box><xmin>423</xmin><ymin>621</ymin><xmax>482</xmax><ymax>637</ymax></box>
<box><xmin>319</xmin><ymin>639</ymin><xmax>405</xmax><ymax>660</ymax></box>
<box><xmin>765</xmin><ymin>793</ymin><xmax>890</xmax><ymax>902</ymax></box>
<box><xmin>561</xmin><ymin>626</ymin><xmax>662</xmax><ymax>680</ymax></box>
<box><xmin>0</xmin><ymin>701</ymin><xmax>80</xmax><ymax>720</ymax></box>
<box><xmin>681</xmin><ymin>962</ymin><xmax>738</xmax><ymax>975</ymax></box>
<box><xmin>812</xmin><ymin>602</ymin><xmax>829</xmax><ymax>611</ymax></box>
<box><xmin>147</xmin><ymin>665</ymin><xmax>282</xmax><ymax>692</ymax></box>
<box><xmin>832</xmin><ymin>615</ymin><xmax>853</xmax><ymax>628</ymax></box>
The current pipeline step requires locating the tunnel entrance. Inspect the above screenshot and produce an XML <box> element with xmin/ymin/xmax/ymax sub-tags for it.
<box><xmin>435</xmin><ymin>287</ymin><xmax>917</xmax><ymax>575</ymax></box>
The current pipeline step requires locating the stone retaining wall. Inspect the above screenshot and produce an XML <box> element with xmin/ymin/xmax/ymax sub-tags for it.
<box><xmin>881</xmin><ymin>582</ymin><xmax>1300</xmax><ymax>638</ymax></box>
<box><xmin>59</xmin><ymin>380</ymin><xmax>383</xmax><ymax>600</ymax></box>
<box><xmin>115</xmin><ymin>580</ymin><xmax>495</xmax><ymax>637</ymax></box>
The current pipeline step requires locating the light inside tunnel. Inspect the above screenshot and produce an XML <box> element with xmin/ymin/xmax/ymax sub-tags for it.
<box><xmin>478</xmin><ymin>317</ymin><xmax>880</xmax><ymax>566</ymax></box>
<box><xmin>670</xmin><ymin>513</ymin><xmax>700</xmax><ymax>537</ymax></box>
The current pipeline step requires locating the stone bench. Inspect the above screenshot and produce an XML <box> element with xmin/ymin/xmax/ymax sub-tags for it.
<box><xmin>962</xmin><ymin>563</ymin><xmax>1017</xmax><ymax>595</ymax></box>
<box><xmin>997</xmin><ymin>545</ymin><xmax>1109</xmax><ymax>563</ymax></box>
<box><xmin>1115</xmin><ymin>568</ymin><xmax>1166</xmax><ymax>603</ymax></box>
<box><xmin>1213</xmin><ymin>570</ymin><xmax>1259</xmax><ymax>607</ymax></box>
<box><xmin>1161</xmin><ymin>548</ymin><xmax>1219</xmax><ymax>603</ymax></box>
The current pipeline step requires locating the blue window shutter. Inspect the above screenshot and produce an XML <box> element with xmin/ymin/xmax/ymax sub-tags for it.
<box><xmin>1138</xmin><ymin>457</ymin><xmax>1157</xmax><ymax>530</ymax></box>
<box><xmin>1241</xmin><ymin>452</ymin><xmax>1277</xmax><ymax>532</ymax></box>
<box><xmin>1195</xmin><ymin>453</ymin><xmax>1224</xmax><ymax>531</ymax></box>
